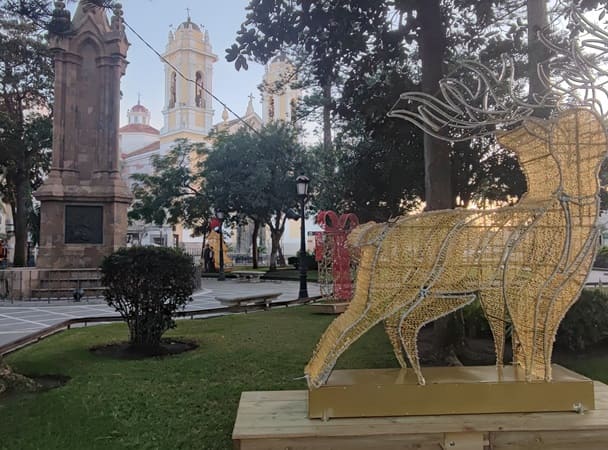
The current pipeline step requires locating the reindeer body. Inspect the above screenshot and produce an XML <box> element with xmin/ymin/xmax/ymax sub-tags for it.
<box><xmin>305</xmin><ymin>109</ymin><xmax>607</xmax><ymax>389</ymax></box>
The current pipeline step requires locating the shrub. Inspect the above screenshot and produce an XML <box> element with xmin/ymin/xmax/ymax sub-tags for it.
<box><xmin>288</xmin><ymin>252</ymin><xmax>318</xmax><ymax>270</ymax></box>
<box><xmin>594</xmin><ymin>246</ymin><xmax>608</xmax><ymax>268</ymax></box>
<box><xmin>101</xmin><ymin>246</ymin><xmax>195</xmax><ymax>353</ymax></box>
<box><xmin>462</xmin><ymin>298</ymin><xmax>493</xmax><ymax>339</ymax></box>
<box><xmin>556</xmin><ymin>288</ymin><xmax>608</xmax><ymax>352</ymax></box>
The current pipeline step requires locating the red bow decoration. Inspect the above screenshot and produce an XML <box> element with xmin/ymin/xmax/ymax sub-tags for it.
<box><xmin>315</xmin><ymin>211</ymin><xmax>360</xmax><ymax>300</ymax></box>
<box><xmin>210</xmin><ymin>217</ymin><xmax>222</xmax><ymax>232</ymax></box>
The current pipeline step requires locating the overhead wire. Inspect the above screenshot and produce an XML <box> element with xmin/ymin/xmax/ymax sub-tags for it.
<box><xmin>8</xmin><ymin>1</ymin><xmax>263</xmax><ymax>136</ymax></box>
<box><xmin>122</xmin><ymin>19</ymin><xmax>262</xmax><ymax>136</ymax></box>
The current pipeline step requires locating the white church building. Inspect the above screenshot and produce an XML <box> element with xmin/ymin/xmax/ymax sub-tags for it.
<box><xmin>120</xmin><ymin>15</ymin><xmax>320</xmax><ymax>261</ymax></box>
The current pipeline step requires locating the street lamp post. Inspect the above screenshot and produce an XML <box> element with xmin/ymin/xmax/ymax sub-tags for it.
<box><xmin>216</xmin><ymin>209</ymin><xmax>226</xmax><ymax>281</ymax></box>
<box><xmin>296</xmin><ymin>174</ymin><xmax>310</xmax><ymax>299</ymax></box>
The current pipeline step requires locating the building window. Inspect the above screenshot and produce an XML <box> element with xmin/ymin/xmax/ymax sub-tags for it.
<box><xmin>195</xmin><ymin>71</ymin><xmax>205</xmax><ymax>108</ymax></box>
<box><xmin>169</xmin><ymin>71</ymin><xmax>177</xmax><ymax>108</ymax></box>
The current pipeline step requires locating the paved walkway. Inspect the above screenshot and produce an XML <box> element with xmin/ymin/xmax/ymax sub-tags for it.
<box><xmin>0</xmin><ymin>279</ymin><xmax>319</xmax><ymax>348</ymax></box>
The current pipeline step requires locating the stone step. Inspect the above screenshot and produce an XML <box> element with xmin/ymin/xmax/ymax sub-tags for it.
<box><xmin>31</xmin><ymin>286</ymin><xmax>106</xmax><ymax>300</ymax></box>
<box><xmin>39</xmin><ymin>269</ymin><xmax>102</xmax><ymax>281</ymax></box>
<box><xmin>39</xmin><ymin>278</ymin><xmax>103</xmax><ymax>288</ymax></box>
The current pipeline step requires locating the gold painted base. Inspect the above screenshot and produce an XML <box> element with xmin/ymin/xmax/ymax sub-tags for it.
<box><xmin>308</xmin><ymin>365</ymin><xmax>595</xmax><ymax>419</ymax></box>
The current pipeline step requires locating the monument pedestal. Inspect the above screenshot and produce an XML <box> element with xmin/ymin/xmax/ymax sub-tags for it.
<box><xmin>35</xmin><ymin>171</ymin><xmax>131</xmax><ymax>269</ymax></box>
<box><xmin>233</xmin><ymin>377</ymin><xmax>608</xmax><ymax>450</ymax></box>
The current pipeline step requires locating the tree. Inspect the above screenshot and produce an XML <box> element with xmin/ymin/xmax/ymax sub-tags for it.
<box><xmin>129</xmin><ymin>139</ymin><xmax>213</xmax><ymax>253</ymax></box>
<box><xmin>204</xmin><ymin>123</ymin><xmax>310</xmax><ymax>271</ymax></box>
<box><xmin>101</xmin><ymin>246</ymin><xmax>194</xmax><ymax>354</ymax></box>
<box><xmin>203</xmin><ymin>129</ymin><xmax>267</xmax><ymax>268</ymax></box>
<box><xmin>227</xmin><ymin>1</ymin><xmax>395</xmax><ymax>151</ymax></box>
<box><xmin>0</xmin><ymin>13</ymin><xmax>53</xmax><ymax>267</ymax></box>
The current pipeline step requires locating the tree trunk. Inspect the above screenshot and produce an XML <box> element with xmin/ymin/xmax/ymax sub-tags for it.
<box><xmin>277</xmin><ymin>245</ymin><xmax>286</xmax><ymax>267</ymax></box>
<box><xmin>418</xmin><ymin>0</ymin><xmax>459</xmax><ymax>361</ymax></box>
<box><xmin>11</xmin><ymin>168</ymin><xmax>29</xmax><ymax>267</ymax></box>
<box><xmin>251</xmin><ymin>219</ymin><xmax>260</xmax><ymax>269</ymax></box>
<box><xmin>527</xmin><ymin>0</ymin><xmax>549</xmax><ymax>112</ymax></box>
<box><xmin>268</xmin><ymin>214</ymin><xmax>286</xmax><ymax>271</ymax></box>
<box><xmin>322</xmin><ymin>81</ymin><xmax>332</xmax><ymax>151</ymax></box>
<box><xmin>419</xmin><ymin>0</ymin><xmax>452</xmax><ymax>211</ymax></box>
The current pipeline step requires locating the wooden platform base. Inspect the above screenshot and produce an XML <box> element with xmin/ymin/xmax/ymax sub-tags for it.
<box><xmin>309</xmin><ymin>301</ymin><xmax>349</xmax><ymax>314</ymax></box>
<box><xmin>233</xmin><ymin>381</ymin><xmax>608</xmax><ymax>450</ymax></box>
<box><xmin>309</xmin><ymin>365</ymin><xmax>595</xmax><ymax>419</ymax></box>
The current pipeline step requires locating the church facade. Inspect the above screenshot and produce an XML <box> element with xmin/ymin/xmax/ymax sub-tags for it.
<box><xmin>120</xmin><ymin>14</ymin><xmax>318</xmax><ymax>261</ymax></box>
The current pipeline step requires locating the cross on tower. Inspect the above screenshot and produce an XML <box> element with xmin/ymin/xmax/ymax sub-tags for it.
<box><xmin>248</xmin><ymin>93</ymin><xmax>255</xmax><ymax>102</ymax></box>
<box><xmin>186</xmin><ymin>7</ymin><xmax>191</xmax><ymax>20</ymax></box>
<box><xmin>137</xmin><ymin>92</ymin><xmax>141</xmax><ymax>105</ymax></box>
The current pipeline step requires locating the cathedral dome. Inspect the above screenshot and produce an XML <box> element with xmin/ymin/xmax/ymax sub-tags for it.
<box><xmin>130</xmin><ymin>103</ymin><xmax>148</xmax><ymax>113</ymax></box>
<box><xmin>177</xmin><ymin>18</ymin><xmax>201</xmax><ymax>32</ymax></box>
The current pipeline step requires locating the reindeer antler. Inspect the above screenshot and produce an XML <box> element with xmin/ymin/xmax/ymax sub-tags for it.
<box><xmin>537</xmin><ymin>6</ymin><xmax>608</xmax><ymax>120</ymax></box>
<box><xmin>388</xmin><ymin>57</ymin><xmax>539</xmax><ymax>141</ymax></box>
<box><xmin>389</xmin><ymin>3</ymin><xmax>608</xmax><ymax>140</ymax></box>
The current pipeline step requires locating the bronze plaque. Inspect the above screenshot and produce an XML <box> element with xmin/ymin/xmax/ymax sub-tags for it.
<box><xmin>65</xmin><ymin>205</ymin><xmax>103</xmax><ymax>244</ymax></box>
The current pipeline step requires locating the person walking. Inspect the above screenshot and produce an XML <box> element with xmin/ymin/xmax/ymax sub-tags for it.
<box><xmin>209</xmin><ymin>246</ymin><xmax>216</xmax><ymax>273</ymax></box>
<box><xmin>0</xmin><ymin>239</ymin><xmax>7</xmax><ymax>269</ymax></box>
<box><xmin>203</xmin><ymin>243</ymin><xmax>212</xmax><ymax>273</ymax></box>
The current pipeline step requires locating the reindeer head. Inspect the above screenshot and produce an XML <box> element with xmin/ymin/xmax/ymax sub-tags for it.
<box><xmin>547</xmin><ymin>108</ymin><xmax>608</xmax><ymax>200</ymax></box>
<box><xmin>497</xmin><ymin>118</ymin><xmax>560</xmax><ymax>201</ymax></box>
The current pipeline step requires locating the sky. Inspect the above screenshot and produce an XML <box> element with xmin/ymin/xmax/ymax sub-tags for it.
<box><xmin>106</xmin><ymin>1</ymin><xmax>266</xmax><ymax>129</ymax></box>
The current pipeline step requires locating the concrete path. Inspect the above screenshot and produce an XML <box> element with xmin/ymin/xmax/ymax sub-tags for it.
<box><xmin>0</xmin><ymin>278</ymin><xmax>320</xmax><ymax>348</ymax></box>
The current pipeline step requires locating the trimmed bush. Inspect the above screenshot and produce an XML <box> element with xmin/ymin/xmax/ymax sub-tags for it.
<box><xmin>288</xmin><ymin>252</ymin><xmax>318</xmax><ymax>270</ymax></box>
<box><xmin>594</xmin><ymin>246</ymin><xmax>608</xmax><ymax>268</ymax></box>
<box><xmin>101</xmin><ymin>246</ymin><xmax>195</xmax><ymax>353</ymax></box>
<box><xmin>556</xmin><ymin>288</ymin><xmax>608</xmax><ymax>352</ymax></box>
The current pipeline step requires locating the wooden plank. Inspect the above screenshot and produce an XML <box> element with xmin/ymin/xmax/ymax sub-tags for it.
<box><xmin>492</xmin><ymin>429</ymin><xmax>608</xmax><ymax>450</ymax></box>
<box><xmin>237</xmin><ymin>434</ymin><xmax>444</xmax><ymax>450</ymax></box>
<box><xmin>233</xmin><ymin>382</ymin><xmax>608</xmax><ymax>442</ymax></box>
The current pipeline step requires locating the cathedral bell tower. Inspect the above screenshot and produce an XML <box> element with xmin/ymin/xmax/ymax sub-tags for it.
<box><xmin>160</xmin><ymin>14</ymin><xmax>217</xmax><ymax>144</ymax></box>
<box><xmin>262</xmin><ymin>53</ymin><xmax>300</xmax><ymax>125</ymax></box>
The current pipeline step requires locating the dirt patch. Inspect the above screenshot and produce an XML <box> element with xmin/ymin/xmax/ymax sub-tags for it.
<box><xmin>90</xmin><ymin>339</ymin><xmax>198</xmax><ymax>360</ymax></box>
<box><xmin>0</xmin><ymin>373</ymin><xmax>70</xmax><ymax>401</ymax></box>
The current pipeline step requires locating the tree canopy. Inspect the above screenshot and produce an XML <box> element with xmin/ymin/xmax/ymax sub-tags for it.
<box><xmin>0</xmin><ymin>13</ymin><xmax>53</xmax><ymax>266</ymax></box>
<box><xmin>130</xmin><ymin>123</ymin><xmax>311</xmax><ymax>270</ymax></box>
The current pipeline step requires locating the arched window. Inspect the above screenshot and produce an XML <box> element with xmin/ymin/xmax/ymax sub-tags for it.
<box><xmin>195</xmin><ymin>71</ymin><xmax>205</xmax><ymax>108</ymax></box>
<box><xmin>169</xmin><ymin>72</ymin><xmax>177</xmax><ymax>108</ymax></box>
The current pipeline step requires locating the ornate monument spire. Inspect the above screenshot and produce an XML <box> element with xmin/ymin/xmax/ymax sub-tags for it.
<box><xmin>35</xmin><ymin>0</ymin><xmax>132</xmax><ymax>269</ymax></box>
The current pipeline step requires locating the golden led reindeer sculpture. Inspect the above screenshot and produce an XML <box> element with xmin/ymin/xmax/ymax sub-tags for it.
<box><xmin>305</xmin><ymin>7</ymin><xmax>608</xmax><ymax>389</ymax></box>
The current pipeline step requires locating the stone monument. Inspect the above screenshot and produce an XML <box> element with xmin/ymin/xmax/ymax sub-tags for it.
<box><xmin>35</xmin><ymin>1</ymin><xmax>132</xmax><ymax>269</ymax></box>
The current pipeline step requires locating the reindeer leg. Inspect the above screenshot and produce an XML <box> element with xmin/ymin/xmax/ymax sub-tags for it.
<box><xmin>399</xmin><ymin>308</ymin><xmax>427</xmax><ymax>386</ymax></box>
<box><xmin>400</xmin><ymin>295</ymin><xmax>477</xmax><ymax>386</ymax></box>
<box><xmin>384</xmin><ymin>313</ymin><xmax>408</xmax><ymax>369</ymax></box>
<box><xmin>306</xmin><ymin>246</ymin><xmax>384</xmax><ymax>388</ymax></box>
<box><xmin>478</xmin><ymin>288</ymin><xmax>506</xmax><ymax>367</ymax></box>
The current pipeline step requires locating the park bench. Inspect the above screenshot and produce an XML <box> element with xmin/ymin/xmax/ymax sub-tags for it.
<box><xmin>232</xmin><ymin>270</ymin><xmax>265</xmax><ymax>283</ymax></box>
<box><xmin>215</xmin><ymin>292</ymin><xmax>281</xmax><ymax>310</ymax></box>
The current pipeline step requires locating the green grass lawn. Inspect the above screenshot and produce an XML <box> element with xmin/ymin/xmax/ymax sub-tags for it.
<box><xmin>1</xmin><ymin>307</ymin><xmax>607</xmax><ymax>450</ymax></box>
<box><xmin>0</xmin><ymin>307</ymin><xmax>394</xmax><ymax>450</ymax></box>
<box><xmin>262</xmin><ymin>268</ymin><xmax>319</xmax><ymax>282</ymax></box>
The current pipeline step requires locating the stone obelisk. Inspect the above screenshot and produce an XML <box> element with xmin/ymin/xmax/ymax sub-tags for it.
<box><xmin>35</xmin><ymin>1</ymin><xmax>132</xmax><ymax>269</ymax></box>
